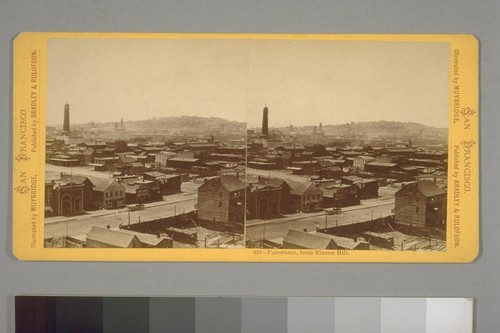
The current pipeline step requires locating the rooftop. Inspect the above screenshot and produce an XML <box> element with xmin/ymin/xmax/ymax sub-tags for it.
<box><xmin>283</xmin><ymin>230</ymin><xmax>335</xmax><ymax>249</ymax></box>
<box><xmin>91</xmin><ymin>178</ymin><xmax>122</xmax><ymax>192</ymax></box>
<box><xmin>87</xmin><ymin>226</ymin><xmax>138</xmax><ymax>248</ymax></box>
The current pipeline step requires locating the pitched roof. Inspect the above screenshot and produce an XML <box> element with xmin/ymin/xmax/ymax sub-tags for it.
<box><xmin>120</xmin><ymin>156</ymin><xmax>136</xmax><ymax>164</ymax></box>
<box><xmin>416</xmin><ymin>180</ymin><xmax>446</xmax><ymax>197</ymax></box>
<box><xmin>117</xmin><ymin>229</ymin><xmax>172</xmax><ymax>247</ymax></box>
<box><xmin>120</xmin><ymin>181</ymin><xmax>143</xmax><ymax>194</ymax></box>
<box><xmin>82</xmin><ymin>149</ymin><xmax>95</xmax><ymax>156</ymax></box>
<box><xmin>320</xmin><ymin>233</ymin><xmax>367</xmax><ymax>250</ymax></box>
<box><xmin>219</xmin><ymin>175</ymin><xmax>245</xmax><ymax>192</ymax></box>
<box><xmin>383</xmin><ymin>148</ymin><xmax>415</xmax><ymax>153</ymax></box>
<box><xmin>144</xmin><ymin>171</ymin><xmax>166</xmax><ymax>178</ymax></box>
<box><xmin>91</xmin><ymin>178</ymin><xmax>122</xmax><ymax>192</ymax></box>
<box><xmin>200</xmin><ymin>175</ymin><xmax>245</xmax><ymax>193</ymax></box>
<box><xmin>140</xmin><ymin>146</ymin><xmax>162</xmax><ymax>151</ymax></box>
<box><xmin>283</xmin><ymin>230</ymin><xmax>336</xmax><ymax>249</ymax></box>
<box><xmin>400</xmin><ymin>166</ymin><xmax>418</xmax><ymax>171</ymax></box>
<box><xmin>254</xmin><ymin>177</ymin><xmax>290</xmax><ymax>189</ymax></box>
<box><xmin>397</xmin><ymin>180</ymin><xmax>446</xmax><ymax>197</ymax></box>
<box><xmin>188</xmin><ymin>142</ymin><xmax>218</xmax><ymax>148</ymax></box>
<box><xmin>342</xmin><ymin>175</ymin><xmax>363</xmax><ymax>182</ymax></box>
<box><xmin>169</xmin><ymin>157</ymin><xmax>199</xmax><ymax>162</ymax></box>
<box><xmin>287</xmin><ymin>180</ymin><xmax>317</xmax><ymax>196</ymax></box>
<box><xmin>318</xmin><ymin>160</ymin><xmax>335</xmax><ymax>168</ymax></box>
<box><xmin>130</xmin><ymin>162</ymin><xmax>145</xmax><ymax>168</ymax></box>
<box><xmin>87</xmin><ymin>226</ymin><xmax>138</xmax><ymax>248</ymax></box>
<box><xmin>342</xmin><ymin>176</ymin><xmax>378</xmax><ymax>184</ymax></box>
<box><xmin>59</xmin><ymin>174</ymin><xmax>92</xmax><ymax>185</ymax></box>
<box><xmin>316</xmin><ymin>183</ymin><xmax>353</xmax><ymax>197</ymax></box>
<box><xmin>366</xmin><ymin>162</ymin><xmax>397</xmax><ymax>167</ymax></box>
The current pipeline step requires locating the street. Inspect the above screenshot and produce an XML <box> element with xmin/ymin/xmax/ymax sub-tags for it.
<box><xmin>45</xmin><ymin>195</ymin><xmax>197</xmax><ymax>238</ymax></box>
<box><xmin>245</xmin><ymin>198</ymin><xmax>395</xmax><ymax>243</ymax></box>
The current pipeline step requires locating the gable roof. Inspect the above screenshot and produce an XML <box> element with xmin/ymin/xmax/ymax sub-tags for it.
<box><xmin>366</xmin><ymin>162</ymin><xmax>397</xmax><ymax>167</ymax></box>
<box><xmin>283</xmin><ymin>230</ymin><xmax>336</xmax><ymax>249</ymax></box>
<box><xmin>397</xmin><ymin>180</ymin><xmax>445</xmax><ymax>197</ymax></box>
<box><xmin>416</xmin><ymin>180</ymin><xmax>446</xmax><ymax>197</ymax></box>
<box><xmin>254</xmin><ymin>177</ymin><xmax>291</xmax><ymax>190</ymax></box>
<box><xmin>87</xmin><ymin>226</ymin><xmax>138</xmax><ymax>248</ymax></box>
<box><xmin>120</xmin><ymin>181</ymin><xmax>144</xmax><ymax>194</ymax></box>
<box><xmin>91</xmin><ymin>178</ymin><xmax>123</xmax><ymax>192</ymax></box>
<box><xmin>130</xmin><ymin>162</ymin><xmax>145</xmax><ymax>168</ymax></box>
<box><xmin>320</xmin><ymin>233</ymin><xmax>367</xmax><ymax>250</ymax></box>
<box><xmin>219</xmin><ymin>175</ymin><xmax>245</xmax><ymax>192</ymax></box>
<box><xmin>317</xmin><ymin>160</ymin><xmax>335</xmax><ymax>168</ymax></box>
<box><xmin>200</xmin><ymin>175</ymin><xmax>245</xmax><ymax>193</ymax></box>
<box><xmin>120</xmin><ymin>156</ymin><xmax>136</xmax><ymax>164</ymax></box>
<box><xmin>117</xmin><ymin>229</ymin><xmax>172</xmax><ymax>247</ymax></box>
<box><xmin>143</xmin><ymin>171</ymin><xmax>166</xmax><ymax>178</ymax></box>
<box><xmin>59</xmin><ymin>174</ymin><xmax>92</xmax><ymax>185</ymax></box>
<box><xmin>287</xmin><ymin>180</ymin><xmax>318</xmax><ymax>196</ymax></box>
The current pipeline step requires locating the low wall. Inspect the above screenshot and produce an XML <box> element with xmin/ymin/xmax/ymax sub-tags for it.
<box><xmin>121</xmin><ymin>211</ymin><xmax>197</xmax><ymax>234</ymax></box>
<box><xmin>392</xmin><ymin>222</ymin><xmax>446</xmax><ymax>240</ymax></box>
<box><xmin>319</xmin><ymin>216</ymin><xmax>394</xmax><ymax>236</ymax></box>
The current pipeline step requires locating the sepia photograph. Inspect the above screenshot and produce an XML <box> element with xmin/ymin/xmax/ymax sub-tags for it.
<box><xmin>42</xmin><ymin>37</ymin><xmax>448</xmax><ymax>251</ymax></box>
<box><xmin>44</xmin><ymin>38</ymin><xmax>250</xmax><ymax>249</ymax></box>
<box><xmin>243</xmin><ymin>40</ymin><xmax>449</xmax><ymax>251</ymax></box>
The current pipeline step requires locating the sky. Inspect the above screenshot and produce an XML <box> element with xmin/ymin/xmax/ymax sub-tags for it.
<box><xmin>47</xmin><ymin>37</ymin><xmax>449</xmax><ymax>128</ymax></box>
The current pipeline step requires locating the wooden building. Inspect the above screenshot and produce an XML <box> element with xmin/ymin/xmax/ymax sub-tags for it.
<box><xmin>318</xmin><ymin>183</ymin><xmax>360</xmax><ymax>208</ymax></box>
<box><xmin>287</xmin><ymin>181</ymin><xmax>323</xmax><ymax>213</ymax></box>
<box><xmin>86</xmin><ymin>226</ymin><xmax>142</xmax><ymax>248</ymax></box>
<box><xmin>91</xmin><ymin>178</ymin><xmax>126</xmax><ymax>209</ymax></box>
<box><xmin>143</xmin><ymin>172</ymin><xmax>182</xmax><ymax>195</ymax></box>
<box><xmin>197</xmin><ymin>175</ymin><xmax>246</xmax><ymax>226</ymax></box>
<box><xmin>341</xmin><ymin>176</ymin><xmax>379</xmax><ymax>199</ymax></box>
<box><xmin>282</xmin><ymin>230</ymin><xmax>337</xmax><ymax>249</ymax></box>
<box><xmin>395</xmin><ymin>180</ymin><xmax>447</xmax><ymax>229</ymax></box>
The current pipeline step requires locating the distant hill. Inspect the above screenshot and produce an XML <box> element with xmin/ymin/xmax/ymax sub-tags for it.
<box><xmin>70</xmin><ymin>118</ymin><xmax>446</xmax><ymax>140</ymax></box>
<box><xmin>279</xmin><ymin>121</ymin><xmax>448</xmax><ymax>140</ymax></box>
<box><xmin>79</xmin><ymin>116</ymin><xmax>246</xmax><ymax>135</ymax></box>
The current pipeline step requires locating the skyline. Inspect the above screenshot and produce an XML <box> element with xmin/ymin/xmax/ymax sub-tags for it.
<box><xmin>47</xmin><ymin>38</ymin><xmax>449</xmax><ymax>128</ymax></box>
<box><xmin>48</xmin><ymin>113</ymin><xmax>449</xmax><ymax>130</ymax></box>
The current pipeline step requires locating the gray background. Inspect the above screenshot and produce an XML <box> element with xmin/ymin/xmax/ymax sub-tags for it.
<box><xmin>0</xmin><ymin>0</ymin><xmax>498</xmax><ymax>331</ymax></box>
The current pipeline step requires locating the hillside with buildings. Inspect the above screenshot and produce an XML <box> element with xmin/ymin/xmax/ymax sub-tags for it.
<box><xmin>71</xmin><ymin>116</ymin><xmax>246</xmax><ymax>136</ymax></box>
<box><xmin>278</xmin><ymin>121</ymin><xmax>447</xmax><ymax>140</ymax></box>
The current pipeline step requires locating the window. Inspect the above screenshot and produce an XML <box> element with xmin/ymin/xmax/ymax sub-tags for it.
<box><xmin>219</xmin><ymin>202</ymin><xmax>222</xmax><ymax>208</ymax></box>
<box><xmin>416</xmin><ymin>207</ymin><xmax>419</xmax><ymax>213</ymax></box>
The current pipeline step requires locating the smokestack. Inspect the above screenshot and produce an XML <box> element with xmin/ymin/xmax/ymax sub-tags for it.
<box><xmin>262</xmin><ymin>106</ymin><xmax>269</xmax><ymax>137</ymax></box>
<box><xmin>63</xmin><ymin>102</ymin><xmax>70</xmax><ymax>132</ymax></box>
